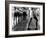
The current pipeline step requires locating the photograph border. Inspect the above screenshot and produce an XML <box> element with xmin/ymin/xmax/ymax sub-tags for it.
<box><xmin>5</xmin><ymin>1</ymin><xmax>45</xmax><ymax>37</ymax></box>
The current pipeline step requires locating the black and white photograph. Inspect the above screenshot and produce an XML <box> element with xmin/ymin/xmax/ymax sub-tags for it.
<box><xmin>12</xmin><ymin>7</ymin><xmax>40</xmax><ymax>31</ymax></box>
<box><xmin>5</xmin><ymin>1</ymin><xmax>45</xmax><ymax>37</ymax></box>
